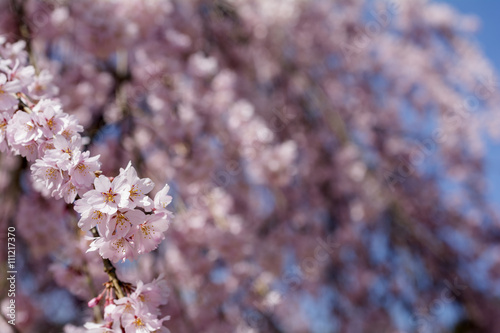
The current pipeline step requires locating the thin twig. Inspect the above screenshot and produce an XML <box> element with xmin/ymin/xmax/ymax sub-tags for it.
<box><xmin>90</xmin><ymin>227</ymin><xmax>125</xmax><ymax>299</ymax></box>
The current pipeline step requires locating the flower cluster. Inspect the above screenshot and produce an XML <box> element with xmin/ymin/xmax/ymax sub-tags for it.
<box><xmin>0</xmin><ymin>36</ymin><xmax>173</xmax><ymax>262</ymax></box>
<box><xmin>76</xmin><ymin>163</ymin><xmax>173</xmax><ymax>262</ymax></box>
<box><xmin>0</xmin><ymin>40</ymin><xmax>59</xmax><ymax>153</ymax></box>
<box><xmin>86</xmin><ymin>277</ymin><xmax>170</xmax><ymax>333</ymax></box>
<box><xmin>1</xmin><ymin>39</ymin><xmax>94</xmax><ymax>202</ymax></box>
<box><xmin>1</xmin><ymin>37</ymin><xmax>172</xmax><ymax>331</ymax></box>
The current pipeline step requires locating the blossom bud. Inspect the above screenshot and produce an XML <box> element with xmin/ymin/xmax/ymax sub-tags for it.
<box><xmin>88</xmin><ymin>295</ymin><xmax>102</xmax><ymax>308</ymax></box>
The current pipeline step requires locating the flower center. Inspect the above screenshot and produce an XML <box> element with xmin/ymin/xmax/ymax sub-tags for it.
<box><xmin>92</xmin><ymin>210</ymin><xmax>104</xmax><ymax>222</ymax></box>
<box><xmin>134</xmin><ymin>317</ymin><xmax>145</xmax><ymax>327</ymax></box>
<box><xmin>62</xmin><ymin>147</ymin><xmax>72</xmax><ymax>158</ymax></box>
<box><xmin>77</xmin><ymin>163</ymin><xmax>87</xmax><ymax>172</ymax></box>
<box><xmin>102</xmin><ymin>189</ymin><xmax>117</xmax><ymax>203</ymax></box>
<box><xmin>45</xmin><ymin>168</ymin><xmax>58</xmax><ymax>180</ymax></box>
<box><xmin>140</xmin><ymin>224</ymin><xmax>153</xmax><ymax>238</ymax></box>
<box><xmin>47</xmin><ymin>117</ymin><xmax>54</xmax><ymax>130</ymax></box>
<box><xmin>129</xmin><ymin>185</ymin><xmax>139</xmax><ymax>200</ymax></box>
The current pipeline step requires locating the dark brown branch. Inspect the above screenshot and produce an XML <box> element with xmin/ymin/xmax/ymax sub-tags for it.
<box><xmin>9</xmin><ymin>0</ymin><xmax>37</xmax><ymax>71</ymax></box>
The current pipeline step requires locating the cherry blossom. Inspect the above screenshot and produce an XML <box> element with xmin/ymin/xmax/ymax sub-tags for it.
<box><xmin>30</xmin><ymin>156</ymin><xmax>65</xmax><ymax>197</ymax></box>
<box><xmin>3</xmin><ymin>59</ymin><xmax>34</xmax><ymax>87</ymax></box>
<box><xmin>133</xmin><ymin>214</ymin><xmax>170</xmax><ymax>254</ymax></box>
<box><xmin>6</xmin><ymin>111</ymin><xmax>41</xmax><ymax>156</ymax></box>
<box><xmin>108</xmin><ymin>278</ymin><xmax>170</xmax><ymax>332</ymax></box>
<box><xmin>153</xmin><ymin>184</ymin><xmax>173</xmax><ymax>214</ymax></box>
<box><xmin>32</xmin><ymin>99</ymin><xmax>65</xmax><ymax>138</ymax></box>
<box><xmin>88</xmin><ymin>235</ymin><xmax>136</xmax><ymax>263</ymax></box>
<box><xmin>84</xmin><ymin>175</ymin><xmax>131</xmax><ymax>214</ymax></box>
<box><xmin>68</xmin><ymin>150</ymin><xmax>101</xmax><ymax>188</ymax></box>
<box><xmin>0</xmin><ymin>29</ymin><xmax>173</xmax><ymax>332</ymax></box>
<box><xmin>106</xmin><ymin>208</ymin><xmax>145</xmax><ymax>239</ymax></box>
<box><xmin>118</xmin><ymin>161</ymin><xmax>154</xmax><ymax>210</ymax></box>
<box><xmin>74</xmin><ymin>200</ymin><xmax>109</xmax><ymax>233</ymax></box>
<box><xmin>0</xmin><ymin>72</ymin><xmax>20</xmax><ymax>110</ymax></box>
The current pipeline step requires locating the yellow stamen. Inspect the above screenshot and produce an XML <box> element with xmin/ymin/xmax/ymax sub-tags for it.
<box><xmin>102</xmin><ymin>189</ymin><xmax>116</xmax><ymax>203</ymax></box>
<box><xmin>134</xmin><ymin>317</ymin><xmax>145</xmax><ymax>327</ymax></box>
<box><xmin>77</xmin><ymin>163</ymin><xmax>87</xmax><ymax>172</ymax></box>
<box><xmin>47</xmin><ymin>117</ymin><xmax>54</xmax><ymax>130</ymax></box>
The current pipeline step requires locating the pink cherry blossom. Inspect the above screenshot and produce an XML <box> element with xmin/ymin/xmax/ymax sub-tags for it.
<box><xmin>88</xmin><ymin>235</ymin><xmax>136</xmax><ymax>263</ymax></box>
<box><xmin>28</xmin><ymin>69</ymin><xmax>59</xmax><ymax>99</ymax></box>
<box><xmin>43</xmin><ymin>135</ymin><xmax>82</xmax><ymax>169</ymax></box>
<box><xmin>0</xmin><ymin>73</ymin><xmax>20</xmax><ymax>110</ymax></box>
<box><xmin>134</xmin><ymin>213</ymin><xmax>170</xmax><ymax>255</ymax></box>
<box><xmin>32</xmin><ymin>99</ymin><xmax>65</xmax><ymax>138</ymax></box>
<box><xmin>74</xmin><ymin>198</ymin><xmax>109</xmax><ymax>233</ymax></box>
<box><xmin>85</xmin><ymin>175</ymin><xmax>131</xmax><ymax>214</ymax></box>
<box><xmin>118</xmin><ymin>161</ymin><xmax>154</xmax><ymax>209</ymax></box>
<box><xmin>6</xmin><ymin>111</ymin><xmax>41</xmax><ymax>148</ymax></box>
<box><xmin>31</xmin><ymin>156</ymin><xmax>65</xmax><ymax>197</ymax></box>
<box><xmin>121</xmin><ymin>311</ymin><xmax>163</xmax><ymax>333</ymax></box>
<box><xmin>131</xmin><ymin>276</ymin><xmax>169</xmax><ymax>313</ymax></box>
<box><xmin>153</xmin><ymin>184</ymin><xmax>172</xmax><ymax>214</ymax></box>
<box><xmin>68</xmin><ymin>150</ymin><xmax>101</xmax><ymax>188</ymax></box>
<box><xmin>4</xmin><ymin>59</ymin><xmax>35</xmax><ymax>87</ymax></box>
<box><xmin>56</xmin><ymin>178</ymin><xmax>79</xmax><ymax>203</ymax></box>
<box><xmin>106</xmin><ymin>208</ymin><xmax>145</xmax><ymax>239</ymax></box>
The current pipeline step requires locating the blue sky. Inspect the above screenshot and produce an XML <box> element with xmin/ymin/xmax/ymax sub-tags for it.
<box><xmin>441</xmin><ymin>0</ymin><xmax>500</xmax><ymax>64</ymax></box>
<box><xmin>439</xmin><ymin>0</ymin><xmax>500</xmax><ymax>205</ymax></box>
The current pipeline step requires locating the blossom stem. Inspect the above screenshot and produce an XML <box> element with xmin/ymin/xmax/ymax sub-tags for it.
<box><xmin>90</xmin><ymin>227</ymin><xmax>125</xmax><ymax>299</ymax></box>
<box><xmin>16</xmin><ymin>96</ymin><xmax>32</xmax><ymax>114</ymax></box>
